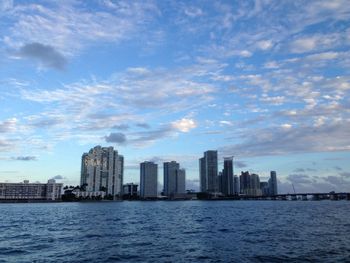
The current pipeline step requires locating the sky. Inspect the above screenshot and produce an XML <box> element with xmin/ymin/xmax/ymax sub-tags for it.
<box><xmin>0</xmin><ymin>0</ymin><xmax>350</xmax><ymax>193</ymax></box>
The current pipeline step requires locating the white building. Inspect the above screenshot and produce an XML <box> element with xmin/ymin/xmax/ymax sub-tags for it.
<box><xmin>140</xmin><ymin>161</ymin><xmax>158</xmax><ymax>198</ymax></box>
<box><xmin>80</xmin><ymin>146</ymin><xmax>124</xmax><ymax>198</ymax></box>
<box><xmin>0</xmin><ymin>180</ymin><xmax>63</xmax><ymax>201</ymax></box>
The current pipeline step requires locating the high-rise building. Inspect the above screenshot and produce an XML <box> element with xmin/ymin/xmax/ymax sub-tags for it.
<box><xmin>240</xmin><ymin>171</ymin><xmax>262</xmax><ymax>196</ymax></box>
<box><xmin>250</xmin><ymin>173</ymin><xmax>261</xmax><ymax>196</ymax></box>
<box><xmin>217</xmin><ymin>171</ymin><xmax>223</xmax><ymax>194</ymax></box>
<box><xmin>176</xmin><ymin>168</ymin><xmax>186</xmax><ymax>194</ymax></box>
<box><xmin>268</xmin><ymin>171</ymin><xmax>278</xmax><ymax>196</ymax></box>
<box><xmin>140</xmin><ymin>161</ymin><xmax>158</xmax><ymax>198</ymax></box>
<box><xmin>240</xmin><ymin>171</ymin><xmax>250</xmax><ymax>194</ymax></box>
<box><xmin>199</xmin><ymin>150</ymin><xmax>218</xmax><ymax>193</ymax></box>
<box><xmin>260</xmin><ymin>182</ymin><xmax>269</xmax><ymax>196</ymax></box>
<box><xmin>221</xmin><ymin>157</ymin><xmax>234</xmax><ymax>196</ymax></box>
<box><xmin>233</xmin><ymin>175</ymin><xmax>239</xmax><ymax>195</ymax></box>
<box><xmin>80</xmin><ymin>146</ymin><xmax>124</xmax><ymax>198</ymax></box>
<box><xmin>163</xmin><ymin>161</ymin><xmax>186</xmax><ymax>197</ymax></box>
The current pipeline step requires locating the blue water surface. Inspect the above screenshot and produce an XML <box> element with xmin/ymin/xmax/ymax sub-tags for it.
<box><xmin>0</xmin><ymin>201</ymin><xmax>350</xmax><ymax>262</ymax></box>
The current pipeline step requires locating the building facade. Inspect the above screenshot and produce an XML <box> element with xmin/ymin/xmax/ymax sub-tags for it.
<box><xmin>123</xmin><ymin>183</ymin><xmax>138</xmax><ymax>198</ymax></box>
<box><xmin>0</xmin><ymin>179</ymin><xmax>62</xmax><ymax>201</ymax></box>
<box><xmin>221</xmin><ymin>157</ymin><xmax>234</xmax><ymax>196</ymax></box>
<box><xmin>240</xmin><ymin>171</ymin><xmax>262</xmax><ymax>196</ymax></box>
<box><xmin>233</xmin><ymin>175</ymin><xmax>240</xmax><ymax>195</ymax></box>
<box><xmin>80</xmin><ymin>146</ymin><xmax>124</xmax><ymax>198</ymax></box>
<box><xmin>140</xmin><ymin>161</ymin><xmax>158</xmax><ymax>198</ymax></box>
<box><xmin>268</xmin><ymin>171</ymin><xmax>278</xmax><ymax>196</ymax></box>
<box><xmin>199</xmin><ymin>150</ymin><xmax>218</xmax><ymax>193</ymax></box>
<box><xmin>163</xmin><ymin>161</ymin><xmax>186</xmax><ymax>197</ymax></box>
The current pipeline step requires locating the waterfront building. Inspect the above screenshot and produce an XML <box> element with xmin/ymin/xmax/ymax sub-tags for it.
<box><xmin>217</xmin><ymin>171</ymin><xmax>223</xmax><ymax>194</ymax></box>
<box><xmin>260</xmin><ymin>182</ymin><xmax>269</xmax><ymax>196</ymax></box>
<box><xmin>176</xmin><ymin>168</ymin><xmax>186</xmax><ymax>194</ymax></box>
<box><xmin>269</xmin><ymin>171</ymin><xmax>278</xmax><ymax>195</ymax></box>
<box><xmin>0</xmin><ymin>179</ymin><xmax>62</xmax><ymax>201</ymax></box>
<box><xmin>140</xmin><ymin>161</ymin><xmax>158</xmax><ymax>198</ymax></box>
<box><xmin>233</xmin><ymin>175</ymin><xmax>239</xmax><ymax>195</ymax></box>
<box><xmin>240</xmin><ymin>171</ymin><xmax>262</xmax><ymax>196</ymax></box>
<box><xmin>73</xmin><ymin>189</ymin><xmax>106</xmax><ymax>199</ymax></box>
<box><xmin>240</xmin><ymin>171</ymin><xmax>250</xmax><ymax>194</ymax></box>
<box><xmin>123</xmin><ymin>183</ymin><xmax>138</xmax><ymax>198</ymax></box>
<box><xmin>221</xmin><ymin>157</ymin><xmax>234</xmax><ymax>196</ymax></box>
<box><xmin>80</xmin><ymin>146</ymin><xmax>124</xmax><ymax>198</ymax></box>
<box><xmin>250</xmin><ymin>173</ymin><xmax>262</xmax><ymax>196</ymax></box>
<box><xmin>199</xmin><ymin>150</ymin><xmax>218</xmax><ymax>193</ymax></box>
<box><xmin>163</xmin><ymin>161</ymin><xmax>186</xmax><ymax>197</ymax></box>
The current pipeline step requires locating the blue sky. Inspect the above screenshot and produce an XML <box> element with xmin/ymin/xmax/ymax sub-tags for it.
<box><xmin>0</xmin><ymin>0</ymin><xmax>350</xmax><ymax>193</ymax></box>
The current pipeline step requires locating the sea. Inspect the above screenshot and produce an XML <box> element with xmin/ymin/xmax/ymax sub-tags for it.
<box><xmin>0</xmin><ymin>200</ymin><xmax>350</xmax><ymax>263</ymax></box>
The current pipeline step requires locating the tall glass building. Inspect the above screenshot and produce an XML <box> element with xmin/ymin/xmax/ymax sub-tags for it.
<box><xmin>199</xmin><ymin>150</ymin><xmax>218</xmax><ymax>193</ymax></box>
<box><xmin>269</xmin><ymin>171</ymin><xmax>278</xmax><ymax>195</ymax></box>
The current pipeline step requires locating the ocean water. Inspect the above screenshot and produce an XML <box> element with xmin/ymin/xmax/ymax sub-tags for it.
<box><xmin>0</xmin><ymin>201</ymin><xmax>350</xmax><ymax>263</ymax></box>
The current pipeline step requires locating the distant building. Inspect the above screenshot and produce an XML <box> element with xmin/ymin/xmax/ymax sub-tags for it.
<box><xmin>240</xmin><ymin>171</ymin><xmax>250</xmax><ymax>194</ymax></box>
<box><xmin>250</xmin><ymin>173</ymin><xmax>262</xmax><ymax>196</ymax></box>
<box><xmin>80</xmin><ymin>146</ymin><xmax>124</xmax><ymax>198</ymax></box>
<box><xmin>176</xmin><ymin>168</ymin><xmax>186</xmax><ymax>194</ymax></box>
<box><xmin>233</xmin><ymin>175</ymin><xmax>239</xmax><ymax>195</ymax></box>
<box><xmin>163</xmin><ymin>161</ymin><xmax>186</xmax><ymax>197</ymax></box>
<box><xmin>221</xmin><ymin>157</ymin><xmax>234</xmax><ymax>196</ymax></box>
<box><xmin>199</xmin><ymin>150</ymin><xmax>218</xmax><ymax>193</ymax></box>
<box><xmin>140</xmin><ymin>161</ymin><xmax>158</xmax><ymax>198</ymax></box>
<box><xmin>217</xmin><ymin>171</ymin><xmax>223</xmax><ymax>194</ymax></box>
<box><xmin>0</xmin><ymin>180</ymin><xmax>62</xmax><ymax>201</ymax></box>
<box><xmin>123</xmin><ymin>183</ymin><xmax>138</xmax><ymax>198</ymax></box>
<box><xmin>268</xmin><ymin>171</ymin><xmax>278</xmax><ymax>195</ymax></box>
<box><xmin>73</xmin><ymin>190</ymin><xmax>106</xmax><ymax>199</ymax></box>
<box><xmin>240</xmin><ymin>171</ymin><xmax>262</xmax><ymax>196</ymax></box>
<box><xmin>260</xmin><ymin>182</ymin><xmax>269</xmax><ymax>196</ymax></box>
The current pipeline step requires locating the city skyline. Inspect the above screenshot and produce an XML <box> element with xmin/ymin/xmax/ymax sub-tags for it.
<box><xmin>0</xmin><ymin>1</ymin><xmax>350</xmax><ymax>194</ymax></box>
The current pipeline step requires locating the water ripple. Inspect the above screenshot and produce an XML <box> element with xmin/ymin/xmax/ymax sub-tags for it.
<box><xmin>0</xmin><ymin>201</ymin><xmax>349</xmax><ymax>262</ymax></box>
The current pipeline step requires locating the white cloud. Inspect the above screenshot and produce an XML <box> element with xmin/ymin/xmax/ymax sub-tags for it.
<box><xmin>3</xmin><ymin>1</ymin><xmax>159</xmax><ymax>56</ymax></box>
<box><xmin>281</xmin><ymin>123</ymin><xmax>292</xmax><ymax>130</ymax></box>
<box><xmin>172</xmin><ymin>118</ymin><xmax>197</xmax><ymax>132</ymax></box>
<box><xmin>256</xmin><ymin>40</ymin><xmax>273</xmax><ymax>50</ymax></box>
<box><xmin>239</xmin><ymin>50</ymin><xmax>253</xmax><ymax>57</ymax></box>
<box><xmin>264</xmin><ymin>61</ymin><xmax>279</xmax><ymax>69</ymax></box>
<box><xmin>0</xmin><ymin>118</ymin><xmax>18</xmax><ymax>133</ymax></box>
<box><xmin>219</xmin><ymin>120</ymin><xmax>233</xmax><ymax>126</ymax></box>
<box><xmin>260</xmin><ymin>95</ymin><xmax>285</xmax><ymax>105</ymax></box>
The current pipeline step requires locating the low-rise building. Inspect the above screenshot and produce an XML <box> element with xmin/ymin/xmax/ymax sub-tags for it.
<box><xmin>123</xmin><ymin>183</ymin><xmax>138</xmax><ymax>198</ymax></box>
<box><xmin>0</xmin><ymin>179</ymin><xmax>63</xmax><ymax>201</ymax></box>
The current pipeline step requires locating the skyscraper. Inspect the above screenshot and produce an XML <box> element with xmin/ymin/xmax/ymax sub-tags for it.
<box><xmin>240</xmin><ymin>171</ymin><xmax>250</xmax><ymax>194</ymax></box>
<box><xmin>240</xmin><ymin>171</ymin><xmax>262</xmax><ymax>196</ymax></box>
<box><xmin>221</xmin><ymin>157</ymin><xmax>234</xmax><ymax>196</ymax></box>
<box><xmin>250</xmin><ymin>173</ymin><xmax>262</xmax><ymax>196</ymax></box>
<box><xmin>233</xmin><ymin>175</ymin><xmax>239</xmax><ymax>195</ymax></box>
<box><xmin>163</xmin><ymin>161</ymin><xmax>186</xmax><ymax>197</ymax></box>
<box><xmin>268</xmin><ymin>171</ymin><xmax>278</xmax><ymax>196</ymax></box>
<box><xmin>199</xmin><ymin>150</ymin><xmax>218</xmax><ymax>193</ymax></box>
<box><xmin>80</xmin><ymin>146</ymin><xmax>124</xmax><ymax>198</ymax></box>
<box><xmin>140</xmin><ymin>161</ymin><xmax>158</xmax><ymax>198</ymax></box>
<box><xmin>176</xmin><ymin>168</ymin><xmax>186</xmax><ymax>194</ymax></box>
